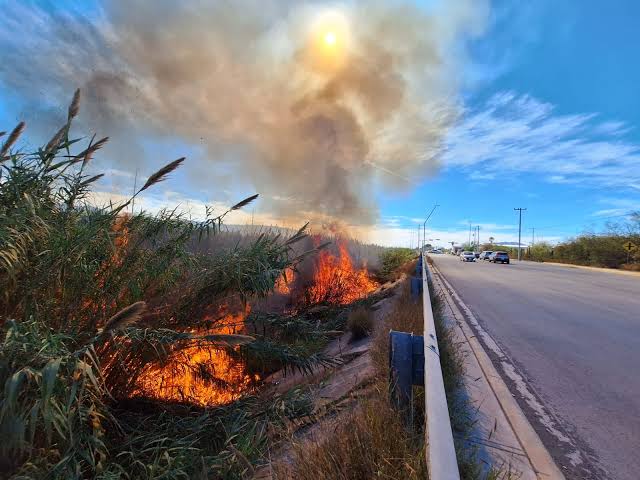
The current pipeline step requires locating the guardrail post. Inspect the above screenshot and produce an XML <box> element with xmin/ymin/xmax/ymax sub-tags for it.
<box><xmin>389</xmin><ymin>331</ymin><xmax>425</xmax><ymax>425</ymax></box>
<box><xmin>410</xmin><ymin>276</ymin><xmax>423</xmax><ymax>297</ymax></box>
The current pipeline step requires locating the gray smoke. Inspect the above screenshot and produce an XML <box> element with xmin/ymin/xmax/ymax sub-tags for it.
<box><xmin>0</xmin><ymin>0</ymin><xmax>488</xmax><ymax>225</ymax></box>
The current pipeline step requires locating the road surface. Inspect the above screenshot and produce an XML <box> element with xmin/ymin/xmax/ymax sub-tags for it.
<box><xmin>430</xmin><ymin>254</ymin><xmax>640</xmax><ymax>480</ymax></box>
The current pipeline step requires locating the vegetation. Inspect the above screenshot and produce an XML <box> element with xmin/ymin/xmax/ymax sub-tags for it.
<box><xmin>379</xmin><ymin>247</ymin><xmax>415</xmax><ymax>281</ymax></box>
<box><xmin>0</xmin><ymin>92</ymin><xmax>335</xmax><ymax>479</ymax></box>
<box><xmin>282</xmin><ymin>278</ymin><xmax>428</xmax><ymax>480</ymax></box>
<box><xmin>346</xmin><ymin>306</ymin><xmax>374</xmax><ymax>341</ymax></box>
<box><xmin>277</xmin><ymin>391</ymin><xmax>427</xmax><ymax>480</ymax></box>
<box><xmin>482</xmin><ymin>215</ymin><xmax>640</xmax><ymax>269</ymax></box>
<box><xmin>283</xmin><ymin>256</ymin><xmax>507</xmax><ymax>479</ymax></box>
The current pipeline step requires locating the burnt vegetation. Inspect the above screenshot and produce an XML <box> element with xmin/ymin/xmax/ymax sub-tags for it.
<box><xmin>0</xmin><ymin>92</ymin><xmax>384</xmax><ymax>479</ymax></box>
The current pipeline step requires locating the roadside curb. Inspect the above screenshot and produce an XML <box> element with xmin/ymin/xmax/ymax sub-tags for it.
<box><xmin>429</xmin><ymin>260</ymin><xmax>565</xmax><ymax>480</ymax></box>
<box><xmin>522</xmin><ymin>260</ymin><xmax>640</xmax><ymax>278</ymax></box>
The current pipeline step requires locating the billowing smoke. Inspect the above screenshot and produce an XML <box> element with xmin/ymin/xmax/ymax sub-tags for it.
<box><xmin>0</xmin><ymin>0</ymin><xmax>487</xmax><ymax>225</ymax></box>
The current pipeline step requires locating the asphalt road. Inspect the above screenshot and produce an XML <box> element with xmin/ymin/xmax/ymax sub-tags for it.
<box><xmin>430</xmin><ymin>254</ymin><xmax>640</xmax><ymax>480</ymax></box>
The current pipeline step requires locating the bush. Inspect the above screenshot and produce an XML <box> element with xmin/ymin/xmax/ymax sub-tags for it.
<box><xmin>379</xmin><ymin>247</ymin><xmax>415</xmax><ymax>281</ymax></box>
<box><xmin>347</xmin><ymin>306</ymin><xmax>373</xmax><ymax>340</ymax></box>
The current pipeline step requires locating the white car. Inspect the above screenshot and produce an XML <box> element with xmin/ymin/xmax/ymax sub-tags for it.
<box><xmin>460</xmin><ymin>251</ymin><xmax>476</xmax><ymax>262</ymax></box>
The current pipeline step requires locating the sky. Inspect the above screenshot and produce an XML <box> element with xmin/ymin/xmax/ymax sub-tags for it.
<box><xmin>1</xmin><ymin>0</ymin><xmax>639</xmax><ymax>247</ymax></box>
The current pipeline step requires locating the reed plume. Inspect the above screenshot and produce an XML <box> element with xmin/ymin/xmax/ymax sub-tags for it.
<box><xmin>73</xmin><ymin>136</ymin><xmax>109</xmax><ymax>167</ymax></box>
<box><xmin>230</xmin><ymin>194</ymin><xmax>259</xmax><ymax>211</ymax></box>
<box><xmin>99</xmin><ymin>301</ymin><xmax>146</xmax><ymax>336</ymax></box>
<box><xmin>139</xmin><ymin>157</ymin><xmax>185</xmax><ymax>192</ymax></box>
<box><xmin>0</xmin><ymin>121</ymin><xmax>26</xmax><ymax>157</ymax></box>
<box><xmin>45</xmin><ymin>126</ymin><xmax>67</xmax><ymax>154</ymax></box>
<box><xmin>68</xmin><ymin>88</ymin><xmax>81</xmax><ymax>121</ymax></box>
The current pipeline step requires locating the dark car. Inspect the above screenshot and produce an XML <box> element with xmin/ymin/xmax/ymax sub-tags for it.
<box><xmin>489</xmin><ymin>251</ymin><xmax>510</xmax><ymax>264</ymax></box>
<box><xmin>479</xmin><ymin>251</ymin><xmax>493</xmax><ymax>260</ymax></box>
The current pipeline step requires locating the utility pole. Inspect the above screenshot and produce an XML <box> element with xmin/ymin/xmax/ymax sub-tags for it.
<box><xmin>417</xmin><ymin>225</ymin><xmax>421</xmax><ymax>252</ymax></box>
<box><xmin>530</xmin><ymin>227</ymin><xmax>535</xmax><ymax>246</ymax></box>
<box><xmin>468</xmin><ymin>222</ymin><xmax>472</xmax><ymax>248</ymax></box>
<box><xmin>514</xmin><ymin>208</ymin><xmax>527</xmax><ymax>261</ymax></box>
<box><xmin>476</xmin><ymin>226</ymin><xmax>480</xmax><ymax>252</ymax></box>
<box><xmin>422</xmin><ymin>204</ymin><xmax>440</xmax><ymax>254</ymax></box>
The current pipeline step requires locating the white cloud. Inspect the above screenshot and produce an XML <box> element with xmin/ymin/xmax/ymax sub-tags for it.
<box><xmin>591</xmin><ymin>198</ymin><xmax>640</xmax><ymax>217</ymax></box>
<box><xmin>444</xmin><ymin>92</ymin><xmax>640</xmax><ymax>189</ymax></box>
<box><xmin>468</xmin><ymin>171</ymin><xmax>495</xmax><ymax>180</ymax></box>
<box><xmin>457</xmin><ymin>220</ymin><xmax>515</xmax><ymax>231</ymax></box>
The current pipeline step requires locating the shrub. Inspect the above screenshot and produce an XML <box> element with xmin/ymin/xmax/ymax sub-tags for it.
<box><xmin>347</xmin><ymin>306</ymin><xmax>373</xmax><ymax>340</ymax></box>
<box><xmin>379</xmin><ymin>247</ymin><xmax>415</xmax><ymax>281</ymax></box>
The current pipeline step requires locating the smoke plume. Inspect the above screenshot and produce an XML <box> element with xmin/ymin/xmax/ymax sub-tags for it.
<box><xmin>0</xmin><ymin>0</ymin><xmax>487</xmax><ymax>225</ymax></box>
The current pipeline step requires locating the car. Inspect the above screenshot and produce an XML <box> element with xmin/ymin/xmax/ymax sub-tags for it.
<box><xmin>460</xmin><ymin>251</ymin><xmax>476</xmax><ymax>262</ymax></box>
<box><xmin>474</xmin><ymin>252</ymin><xmax>480</xmax><ymax>259</ymax></box>
<box><xmin>489</xmin><ymin>251</ymin><xmax>510</xmax><ymax>264</ymax></box>
<box><xmin>479</xmin><ymin>251</ymin><xmax>493</xmax><ymax>261</ymax></box>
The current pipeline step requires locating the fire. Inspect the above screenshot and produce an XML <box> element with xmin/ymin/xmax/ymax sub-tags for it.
<box><xmin>306</xmin><ymin>239</ymin><xmax>378</xmax><ymax>305</ymax></box>
<box><xmin>274</xmin><ymin>267</ymin><xmax>294</xmax><ymax>295</ymax></box>
<box><xmin>134</xmin><ymin>307</ymin><xmax>257</xmax><ymax>406</ymax></box>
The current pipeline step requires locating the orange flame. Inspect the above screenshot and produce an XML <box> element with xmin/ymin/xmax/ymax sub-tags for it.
<box><xmin>134</xmin><ymin>307</ymin><xmax>257</xmax><ymax>406</ymax></box>
<box><xmin>274</xmin><ymin>267</ymin><xmax>294</xmax><ymax>295</ymax></box>
<box><xmin>306</xmin><ymin>240</ymin><xmax>378</xmax><ymax>305</ymax></box>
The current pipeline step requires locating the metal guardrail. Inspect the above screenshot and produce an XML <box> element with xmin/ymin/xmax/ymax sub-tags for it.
<box><xmin>389</xmin><ymin>254</ymin><xmax>460</xmax><ymax>479</ymax></box>
<box><xmin>421</xmin><ymin>253</ymin><xmax>460</xmax><ymax>479</ymax></box>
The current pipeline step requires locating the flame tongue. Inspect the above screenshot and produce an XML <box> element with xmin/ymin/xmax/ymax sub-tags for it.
<box><xmin>134</xmin><ymin>308</ymin><xmax>256</xmax><ymax>406</ymax></box>
<box><xmin>131</xmin><ymin>239</ymin><xmax>378</xmax><ymax>407</ymax></box>
<box><xmin>307</xmin><ymin>240</ymin><xmax>378</xmax><ymax>305</ymax></box>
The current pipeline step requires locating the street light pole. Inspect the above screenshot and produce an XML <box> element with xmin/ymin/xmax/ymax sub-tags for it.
<box><xmin>514</xmin><ymin>207</ymin><xmax>527</xmax><ymax>261</ymax></box>
<box><xmin>422</xmin><ymin>204</ymin><xmax>440</xmax><ymax>254</ymax></box>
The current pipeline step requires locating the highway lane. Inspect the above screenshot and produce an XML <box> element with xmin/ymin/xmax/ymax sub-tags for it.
<box><xmin>430</xmin><ymin>254</ymin><xmax>640</xmax><ymax>480</ymax></box>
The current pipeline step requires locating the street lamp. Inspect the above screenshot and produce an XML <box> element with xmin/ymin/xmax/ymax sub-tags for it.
<box><xmin>422</xmin><ymin>204</ymin><xmax>440</xmax><ymax>254</ymax></box>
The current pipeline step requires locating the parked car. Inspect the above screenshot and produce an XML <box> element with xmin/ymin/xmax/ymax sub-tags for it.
<box><xmin>479</xmin><ymin>251</ymin><xmax>493</xmax><ymax>260</ymax></box>
<box><xmin>460</xmin><ymin>251</ymin><xmax>476</xmax><ymax>262</ymax></box>
<box><xmin>474</xmin><ymin>252</ymin><xmax>480</xmax><ymax>259</ymax></box>
<box><xmin>489</xmin><ymin>251</ymin><xmax>510</xmax><ymax>264</ymax></box>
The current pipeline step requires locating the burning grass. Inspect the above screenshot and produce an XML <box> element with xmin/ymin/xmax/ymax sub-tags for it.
<box><xmin>302</xmin><ymin>239</ymin><xmax>379</xmax><ymax>306</ymax></box>
<box><xmin>0</xmin><ymin>91</ymin><xmax>388</xmax><ymax>479</ymax></box>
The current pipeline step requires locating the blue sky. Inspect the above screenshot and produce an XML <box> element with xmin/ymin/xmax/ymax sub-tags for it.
<box><xmin>382</xmin><ymin>0</ymin><xmax>640</xmax><ymax>247</ymax></box>
<box><xmin>1</xmin><ymin>0</ymin><xmax>639</xmax><ymax>247</ymax></box>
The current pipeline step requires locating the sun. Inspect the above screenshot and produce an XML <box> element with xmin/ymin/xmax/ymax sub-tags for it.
<box><xmin>324</xmin><ymin>31</ymin><xmax>337</xmax><ymax>46</ymax></box>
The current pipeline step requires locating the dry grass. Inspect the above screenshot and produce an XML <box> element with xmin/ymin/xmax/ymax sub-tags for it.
<box><xmin>371</xmin><ymin>280</ymin><xmax>423</xmax><ymax>374</ymax></box>
<box><xmin>277</xmin><ymin>280</ymin><xmax>427</xmax><ymax>480</ymax></box>
<box><xmin>274</xmin><ymin>389</ymin><xmax>427</xmax><ymax>480</ymax></box>
<box><xmin>347</xmin><ymin>306</ymin><xmax>374</xmax><ymax>341</ymax></box>
<box><xmin>279</xmin><ymin>270</ymin><xmax>508</xmax><ymax>479</ymax></box>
